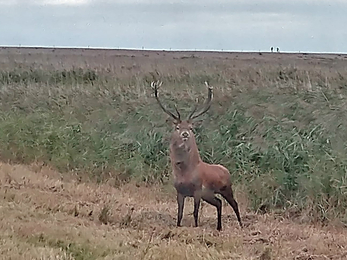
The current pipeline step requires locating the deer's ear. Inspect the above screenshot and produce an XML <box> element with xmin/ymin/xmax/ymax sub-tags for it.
<box><xmin>166</xmin><ymin>117</ymin><xmax>180</xmax><ymax>126</ymax></box>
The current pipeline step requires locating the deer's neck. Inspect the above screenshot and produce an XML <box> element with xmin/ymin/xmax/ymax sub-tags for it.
<box><xmin>170</xmin><ymin>138</ymin><xmax>201</xmax><ymax>173</ymax></box>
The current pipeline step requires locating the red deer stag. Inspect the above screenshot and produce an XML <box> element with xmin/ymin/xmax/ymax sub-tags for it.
<box><xmin>151</xmin><ymin>80</ymin><xmax>242</xmax><ymax>231</ymax></box>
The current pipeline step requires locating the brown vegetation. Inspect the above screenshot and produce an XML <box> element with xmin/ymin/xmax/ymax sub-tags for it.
<box><xmin>1</xmin><ymin>162</ymin><xmax>347</xmax><ymax>259</ymax></box>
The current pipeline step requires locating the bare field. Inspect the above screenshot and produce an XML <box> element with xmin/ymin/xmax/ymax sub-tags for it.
<box><xmin>1</xmin><ymin>46</ymin><xmax>347</xmax><ymax>72</ymax></box>
<box><xmin>1</xmin><ymin>163</ymin><xmax>347</xmax><ymax>260</ymax></box>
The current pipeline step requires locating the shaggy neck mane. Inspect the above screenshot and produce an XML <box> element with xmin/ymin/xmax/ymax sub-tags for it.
<box><xmin>170</xmin><ymin>136</ymin><xmax>201</xmax><ymax>173</ymax></box>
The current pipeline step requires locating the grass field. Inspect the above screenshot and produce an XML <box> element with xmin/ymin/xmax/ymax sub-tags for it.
<box><xmin>1</xmin><ymin>46</ymin><xmax>347</xmax><ymax>259</ymax></box>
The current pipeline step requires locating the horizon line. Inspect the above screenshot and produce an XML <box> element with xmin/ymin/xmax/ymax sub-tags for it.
<box><xmin>1</xmin><ymin>44</ymin><xmax>347</xmax><ymax>55</ymax></box>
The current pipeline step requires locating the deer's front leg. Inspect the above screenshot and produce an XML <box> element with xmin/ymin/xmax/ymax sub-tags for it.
<box><xmin>193</xmin><ymin>190</ymin><xmax>202</xmax><ymax>227</ymax></box>
<box><xmin>177</xmin><ymin>192</ymin><xmax>185</xmax><ymax>227</ymax></box>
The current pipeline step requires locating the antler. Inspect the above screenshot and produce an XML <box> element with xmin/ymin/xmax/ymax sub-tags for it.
<box><xmin>188</xmin><ymin>81</ymin><xmax>213</xmax><ymax>120</ymax></box>
<box><xmin>151</xmin><ymin>80</ymin><xmax>181</xmax><ymax>121</ymax></box>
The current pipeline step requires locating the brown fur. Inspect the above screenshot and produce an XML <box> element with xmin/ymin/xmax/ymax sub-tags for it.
<box><xmin>152</xmin><ymin>81</ymin><xmax>242</xmax><ymax>231</ymax></box>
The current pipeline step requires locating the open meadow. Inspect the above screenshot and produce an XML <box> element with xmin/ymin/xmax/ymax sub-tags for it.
<box><xmin>1</xmin><ymin>47</ymin><xmax>347</xmax><ymax>259</ymax></box>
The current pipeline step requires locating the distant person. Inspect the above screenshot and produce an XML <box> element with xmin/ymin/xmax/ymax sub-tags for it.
<box><xmin>271</xmin><ymin>47</ymin><xmax>274</xmax><ymax>52</ymax></box>
<box><xmin>277</xmin><ymin>47</ymin><xmax>280</xmax><ymax>53</ymax></box>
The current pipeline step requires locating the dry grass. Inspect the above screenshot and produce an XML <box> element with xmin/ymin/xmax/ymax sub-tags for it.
<box><xmin>1</xmin><ymin>162</ymin><xmax>347</xmax><ymax>260</ymax></box>
<box><xmin>1</xmin><ymin>47</ymin><xmax>347</xmax><ymax>84</ymax></box>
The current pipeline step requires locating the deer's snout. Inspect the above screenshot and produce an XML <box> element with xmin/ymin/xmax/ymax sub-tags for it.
<box><xmin>180</xmin><ymin>131</ymin><xmax>190</xmax><ymax>139</ymax></box>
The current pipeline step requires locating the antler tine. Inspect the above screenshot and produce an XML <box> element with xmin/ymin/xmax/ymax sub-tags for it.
<box><xmin>187</xmin><ymin>103</ymin><xmax>198</xmax><ymax>120</ymax></box>
<box><xmin>188</xmin><ymin>81</ymin><xmax>213</xmax><ymax>120</ymax></box>
<box><xmin>174</xmin><ymin>104</ymin><xmax>181</xmax><ymax>120</ymax></box>
<box><xmin>151</xmin><ymin>81</ymin><xmax>180</xmax><ymax>121</ymax></box>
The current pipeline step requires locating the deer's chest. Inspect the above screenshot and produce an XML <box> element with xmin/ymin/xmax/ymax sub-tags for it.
<box><xmin>174</xmin><ymin>173</ymin><xmax>202</xmax><ymax>197</ymax></box>
<box><xmin>174</xmin><ymin>181</ymin><xmax>198</xmax><ymax>197</ymax></box>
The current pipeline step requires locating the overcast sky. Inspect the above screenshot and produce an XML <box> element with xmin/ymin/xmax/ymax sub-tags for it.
<box><xmin>0</xmin><ymin>0</ymin><xmax>346</xmax><ymax>53</ymax></box>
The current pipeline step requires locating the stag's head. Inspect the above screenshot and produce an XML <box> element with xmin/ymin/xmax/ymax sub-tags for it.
<box><xmin>151</xmin><ymin>80</ymin><xmax>213</xmax><ymax>144</ymax></box>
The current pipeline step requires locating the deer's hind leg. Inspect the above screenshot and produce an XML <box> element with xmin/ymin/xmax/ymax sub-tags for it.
<box><xmin>220</xmin><ymin>185</ymin><xmax>243</xmax><ymax>228</ymax></box>
<box><xmin>201</xmin><ymin>189</ymin><xmax>222</xmax><ymax>231</ymax></box>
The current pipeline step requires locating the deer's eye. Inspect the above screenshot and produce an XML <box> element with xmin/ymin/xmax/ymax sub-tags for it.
<box><xmin>176</xmin><ymin>126</ymin><xmax>180</xmax><ymax>130</ymax></box>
